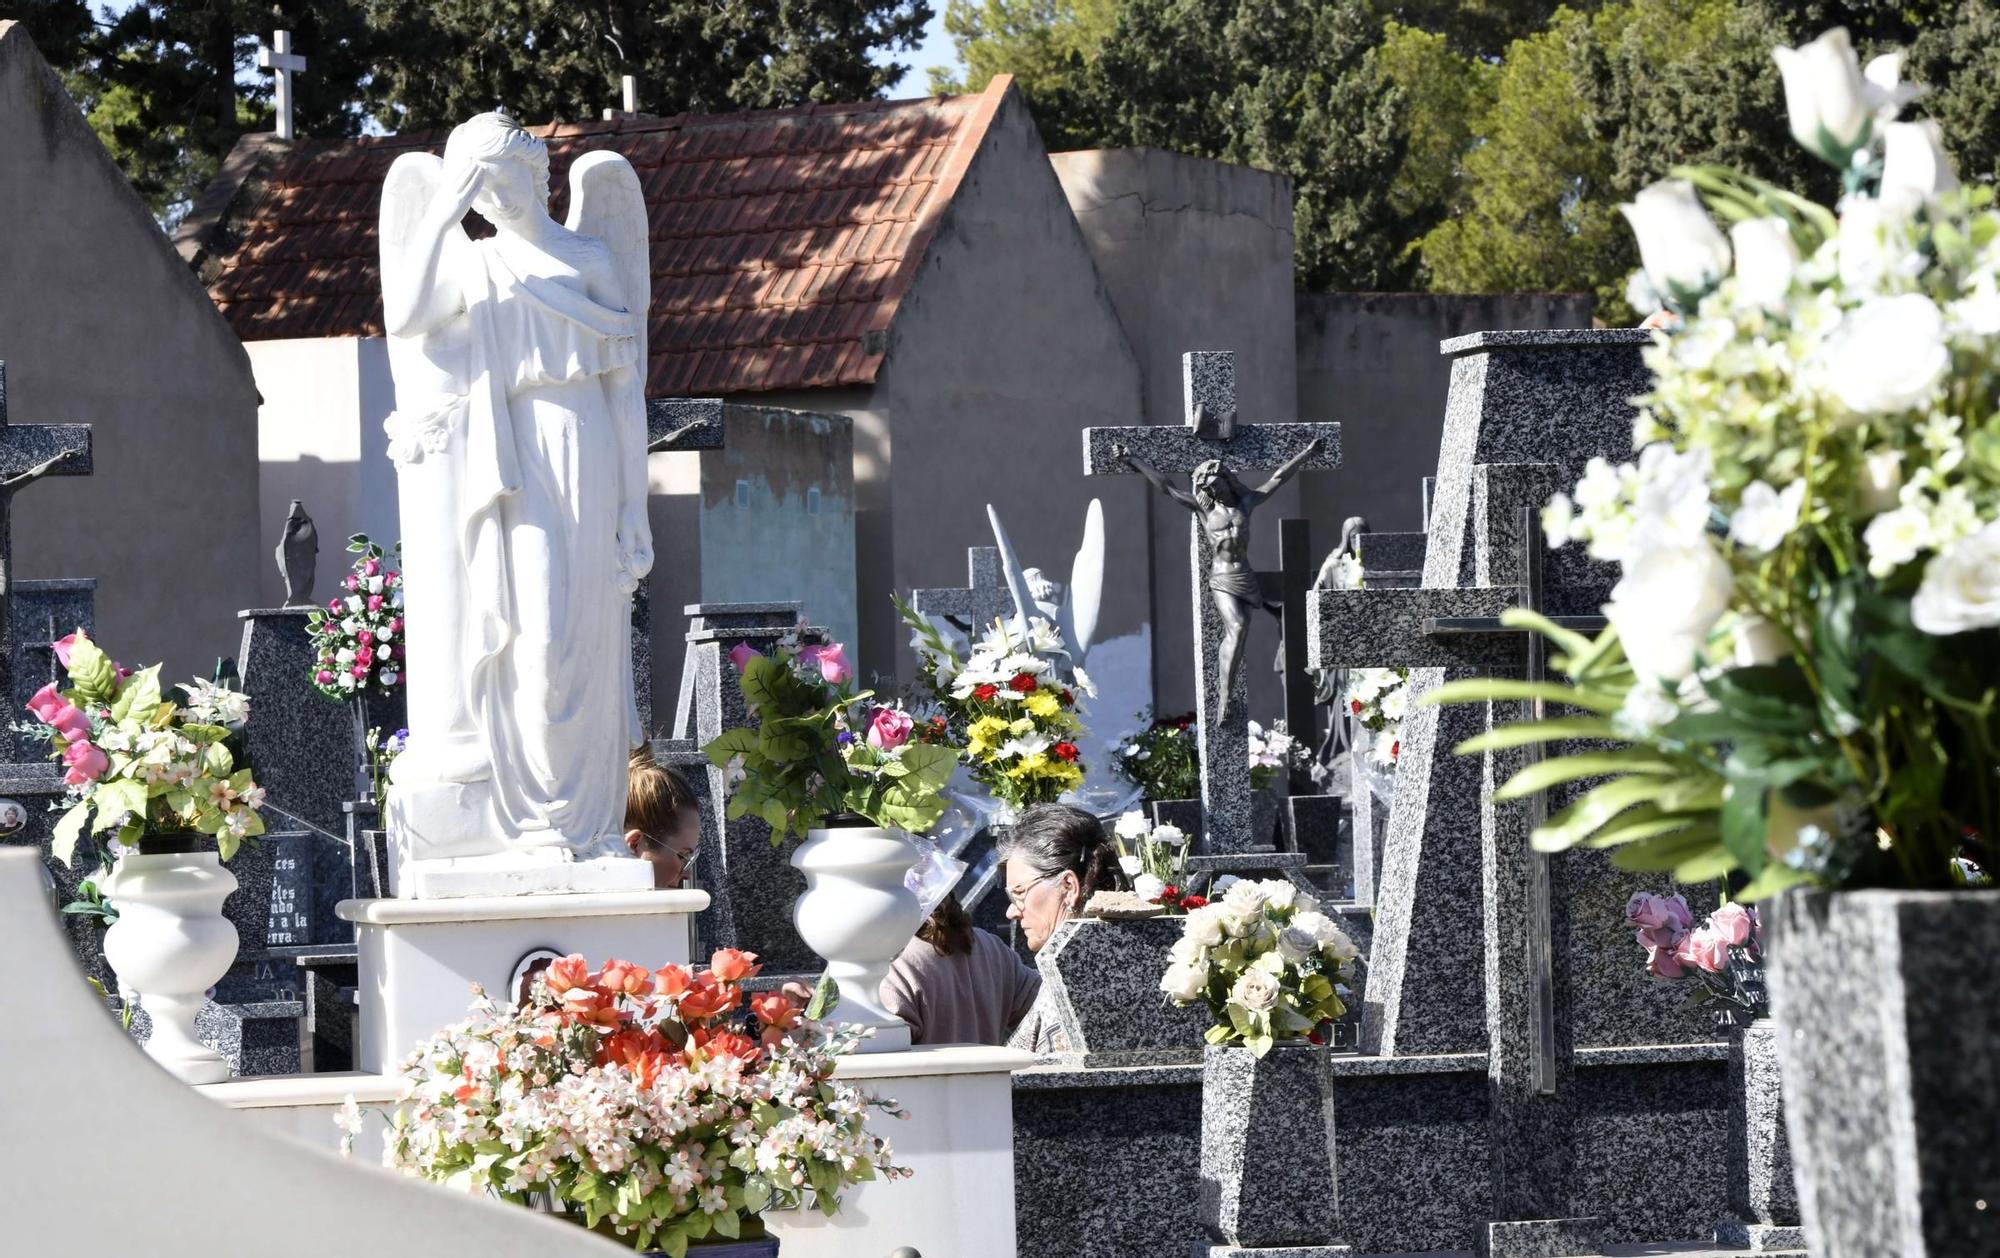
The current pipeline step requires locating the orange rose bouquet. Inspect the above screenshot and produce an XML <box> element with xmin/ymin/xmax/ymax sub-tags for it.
<box><xmin>345</xmin><ymin>949</ymin><xmax>908</xmax><ymax>1255</ymax></box>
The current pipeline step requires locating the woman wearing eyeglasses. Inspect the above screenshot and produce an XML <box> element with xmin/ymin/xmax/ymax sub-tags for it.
<box><xmin>997</xmin><ymin>803</ymin><xmax>1124</xmax><ymax>1054</ymax></box>
<box><xmin>624</xmin><ymin>747</ymin><xmax>702</xmax><ymax>889</ymax></box>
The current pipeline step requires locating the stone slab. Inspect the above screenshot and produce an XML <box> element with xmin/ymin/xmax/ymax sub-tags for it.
<box><xmin>1026</xmin><ymin>917</ymin><xmax>1211</xmax><ymax>1062</ymax></box>
<box><xmin>1483</xmin><ymin>1218</ymin><xmax>1600</xmax><ymax>1258</ymax></box>
<box><xmin>1353</xmin><ymin>530</ymin><xmax>1426</xmax><ymax>574</ymax></box>
<box><xmin>1307</xmin><ymin>586</ymin><xmax>1522</xmax><ymax>672</ymax></box>
<box><xmin>9</xmin><ymin>578</ymin><xmax>94</xmax><ymax>760</ymax></box>
<box><xmin>236</xmin><ymin>609</ymin><xmax>356</xmax><ymax>842</ymax></box>
<box><xmin>395</xmin><ymin>849</ymin><xmax>656</xmax><ymax>899</ymax></box>
<box><xmin>1194</xmin><ymin>1247</ymin><xmax>1352</xmax><ymax>1257</ymax></box>
<box><xmin>647</xmin><ymin>397</ymin><xmax>724</xmax><ymax>450</ymax></box>
<box><xmin>1081</xmin><ymin>422</ymin><xmax>1343</xmax><ymax>478</ymax></box>
<box><xmin>1199</xmin><ymin>1045</ymin><xmax>1339</xmax><ymax>1249</ymax></box>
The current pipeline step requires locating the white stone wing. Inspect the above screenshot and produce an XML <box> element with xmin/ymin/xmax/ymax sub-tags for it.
<box><xmin>986</xmin><ymin>503</ymin><xmax>1042</xmax><ymax>636</ymax></box>
<box><xmin>564</xmin><ymin>151</ymin><xmax>651</xmax><ymax>362</ymax></box>
<box><xmin>380</xmin><ymin>151</ymin><xmax>459</xmax><ymax>262</ymax></box>
<box><xmin>1067</xmin><ymin>498</ymin><xmax>1105</xmax><ymax>662</ymax></box>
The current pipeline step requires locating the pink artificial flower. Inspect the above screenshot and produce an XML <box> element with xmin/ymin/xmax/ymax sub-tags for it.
<box><xmin>26</xmin><ymin>683</ymin><xmax>63</xmax><ymax>724</ymax></box>
<box><xmin>1647</xmin><ymin>945</ymin><xmax>1686</xmax><ymax>980</ymax></box>
<box><xmin>729</xmin><ymin>643</ymin><xmax>763</xmax><ymax>673</ymax></box>
<box><xmin>366</xmin><ymin>595</ymin><xmax>384</xmax><ymax>613</ymax></box>
<box><xmin>328</xmin><ymin>598</ymin><xmax>343</xmax><ymax>613</ymax></box>
<box><xmin>356</xmin><ymin>647</ymin><xmax>375</xmax><ymax>668</ymax></box>
<box><xmin>1708</xmin><ymin>902</ymin><xmax>1755</xmax><ymax>948</ymax></box>
<box><xmin>1675</xmin><ymin>925</ymin><xmax>1729</xmax><ymax>975</ymax></box>
<box><xmin>357</xmin><ymin>630</ymin><xmax>374</xmax><ymax>646</ymax></box>
<box><xmin>803</xmin><ymin>642</ymin><xmax>851</xmax><ymax>685</ymax></box>
<box><xmin>351</xmin><ymin>663</ymin><xmax>369</xmax><ymax>679</ymax></box>
<box><xmin>51</xmin><ymin>633</ymin><xmax>78</xmax><ymax>669</ymax></box>
<box><xmin>1627</xmin><ymin>891</ymin><xmax>1693</xmax><ymax>950</ymax></box>
<box><xmin>363</xmin><ymin>558</ymin><xmax>381</xmax><ymax>577</ymax></box>
<box><xmin>389</xmin><ymin>616</ymin><xmax>405</xmax><ymax>633</ymax></box>
<box><xmin>316</xmin><ymin>670</ymin><xmax>336</xmax><ymax>686</ymax></box>
<box><xmin>866</xmin><ymin>707</ymin><xmax>914</xmax><ymax>751</ymax></box>
<box><xmin>61</xmin><ymin>739</ymin><xmax>108</xmax><ymax>786</ymax></box>
<box><xmin>47</xmin><ymin>702</ymin><xmax>89</xmax><ymax>745</ymax></box>
<box><xmin>345</xmin><ymin>573</ymin><xmax>360</xmax><ymax>591</ymax></box>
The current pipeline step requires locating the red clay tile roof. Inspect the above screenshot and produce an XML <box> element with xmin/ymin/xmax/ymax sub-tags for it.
<box><xmin>203</xmin><ymin>78</ymin><xmax>1010</xmax><ymax>395</ymax></box>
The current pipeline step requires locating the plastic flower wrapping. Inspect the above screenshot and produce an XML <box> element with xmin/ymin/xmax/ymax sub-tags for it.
<box><xmin>704</xmin><ymin>622</ymin><xmax>957</xmax><ymax>839</ymax></box>
<box><xmin>1158</xmin><ymin>876</ymin><xmax>1358</xmax><ymax>1057</ymax></box>
<box><xmin>899</xmin><ymin>601</ymin><xmax>1094</xmax><ymax>814</ymax></box>
<box><xmin>352</xmin><ymin>950</ymin><xmax>907</xmax><ymax>1256</ymax></box>
<box><xmin>306</xmin><ymin>534</ymin><xmax>405</xmax><ymax>699</ymax></box>
<box><xmin>27</xmin><ymin>630</ymin><xmax>265</xmax><ymax>864</ymax></box>
<box><xmin>1433</xmin><ymin>27</ymin><xmax>2000</xmax><ymax>896</ymax></box>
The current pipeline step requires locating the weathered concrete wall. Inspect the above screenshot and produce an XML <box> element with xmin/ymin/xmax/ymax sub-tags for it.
<box><xmin>697</xmin><ymin>405</ymin><xmax>856</xmax><ymax>648</ymax></box>
<box><xmin>1294</xmin><ymin>292</ymin><xmax>1594</xmax><ymax>540</ymax></box>
<box><xmin>830</xmin><ymin>87</ymin><xmax>1149</xmax><ymax>686</ymax></box>
<box><xmin>0</xmin><ymin>22</ymin><xmax>263</xmax><ymax>678</ymax></box>
<box><xmin>1051</xmin><ymin>148</ymin><xmax>1299</xmax><ymax>724</ymax></box>
<box><xmin>250</xmin><ymin>337</ymin><xmax>401</xmax><ymax>605</ymax></box>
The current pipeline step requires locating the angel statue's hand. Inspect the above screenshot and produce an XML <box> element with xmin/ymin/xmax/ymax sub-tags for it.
<box><xmin>616</xmin><ymin>500</ymin><xmax>654</xmax><ymax>591</ymax></box>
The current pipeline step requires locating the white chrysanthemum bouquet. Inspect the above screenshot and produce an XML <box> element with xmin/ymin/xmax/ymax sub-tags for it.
<box><xmin>1437</xmin><ymin>27</ymin><xmax>1997</xmax><ymax>895</ymax></box>
<box><xmin>1159</xmin><ymin>877</ymin><xmax>1358</xmax><ymax>1057</ymax></box>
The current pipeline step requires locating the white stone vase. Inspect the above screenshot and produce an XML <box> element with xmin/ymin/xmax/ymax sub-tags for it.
<box><xmin>101</xmin><ymin>839</ymin><xmax>240</xmax><ymax>1084</ymax></box>
<box><xmin>790</xmin><ymin>819</ymin><xmax>921</xmax><ymax>1053</ymax></box>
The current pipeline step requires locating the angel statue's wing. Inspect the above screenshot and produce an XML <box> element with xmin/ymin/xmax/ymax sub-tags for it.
<box><xmin>380</xmin><ymin>151</ymin><xmax>451</xmax><ymax>264</ymax></box>
<box><xmin>986</xmin><ymin>504</ymin><xmax>1041</xmax><ymax>641</ymax></box>
<box><xmin>565</xmin><ymin>151</ymin><xmax>651</xmax><ymax>372</ymax></box>
<box><xmin>1066</xmin><ymin>498</ymin><xmax>1105</xmax><ymax>665</ymax></box>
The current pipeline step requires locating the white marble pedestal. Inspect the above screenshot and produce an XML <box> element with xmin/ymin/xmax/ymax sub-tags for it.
<box><xmin>337</xmin><ymin>888</ymin><xmax>708</xmax><ymax>1071</ymax></box>
<box><xmin>203</xmin><ymin>1044</ymin><xmax>1035</xmax><ymax>1258</ymax></box>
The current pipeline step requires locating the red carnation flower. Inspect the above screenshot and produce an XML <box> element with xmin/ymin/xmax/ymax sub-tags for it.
<box><xmin>1060</xmin><ymin>689</ymin><xmax>1075</xmax><ymax>706</ymax></box>
<box><xmin>1160</xmin><ymin>884</ymin><xmax>1180</xmax><ymax>901</ymax></box>
<box><xmin>1390</xmin><ymin>740</ymin><xmax>1401</xmax><ymax>759</ymax></box>
<box><xmin>1179</xmin><ymin>894</ymin><xmax>1208</xmax><ymax>910</ymax></box>
<box><xmin>973</xmin><ymin>683</ymin><xmax>1000</xmax><ymax>701</ymax></box>
<box><xmin>1350</xmin><ymin>699</ymin><xmax>1363</xmax><ymax>715</ymax></box>
<box><xmin>1053</xmin><ymin>741</ymin><xmax>1079</xmax><ymax>762</ymax></box>
<box><xmin>1010</xmin><ymin>672</ymin><xmax>1039</xmax><ymax>694</ymax></box>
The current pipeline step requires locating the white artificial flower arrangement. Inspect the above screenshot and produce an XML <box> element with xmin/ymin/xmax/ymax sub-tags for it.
<box><xmin>1159</xmin><ymin>877</ymin><xmax>1357</xmax><ymax>1056</ymax></box>
<box><xmin>1344</xmin><ymin>667</ymin><xmax>1411</xmax><ymax>769</ymax></box>
<box><xmin>1438</xmin><ymin>27</ymin><xmax>1999</xmax><ymax>897</ymax></box>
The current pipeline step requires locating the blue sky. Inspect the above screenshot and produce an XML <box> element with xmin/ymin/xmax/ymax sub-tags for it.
<box><xmin>876</xmin><ymin>7</ymin><xmax>962</xmax><ymax>95</ymax></box>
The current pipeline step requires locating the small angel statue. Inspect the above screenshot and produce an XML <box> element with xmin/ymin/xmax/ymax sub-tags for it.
<box><xmin>378</xmin><ymin>111</ymin><xmax>653</xmax><ymax>866</ymax></box>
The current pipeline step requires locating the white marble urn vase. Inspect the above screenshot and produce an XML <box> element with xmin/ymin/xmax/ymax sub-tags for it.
<box><xmin>101</xmin><ymin>838</ymin><xmax>240</xmax><ymax>1083</ymax></box>
<box><xmin>790</xmin><ymin>819</ymin><xmax>922</xmax><ymax>1053</ymax></box>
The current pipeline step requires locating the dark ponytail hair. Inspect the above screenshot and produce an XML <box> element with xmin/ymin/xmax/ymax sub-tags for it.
<box><xmin>916</xmin><ymin>891</ymin><xmax>976</xmax><ymax>956</ymax></box>
<box><xmin>999</xmin><ymin>803</ymin><xmax>1123</xmax><ymax>902</ymax></box>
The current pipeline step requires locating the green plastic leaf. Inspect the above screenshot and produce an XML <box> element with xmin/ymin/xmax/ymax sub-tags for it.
<box><xmin>1602</xmin><ymin>825</ymin><xmax>1723</xmax><ymax>871</ymax></box>
<box><xmin>1736</xmin><ymin>860</ymin><xmax>1814</xmax><ymax>902</ymax></box>
<box><xmin>90</xmin><ymin>779</ymin><xmax>149</xmax><ymax>834</ymax></box>
<box><xmin>1456</xmin><ymin>717</ymin><xmax>1619</xmax><ymax>755</ymax></box>
<box><xmin>1498</xmin><ymin>607</ymin><xmax>1592</xmax><ymax>659</ymax></box>
<box><xmin>63</xmin><ymin>634</ymin><xmax>118</xmax><ymax>704</ymax></box>
<box><xmin>1493</xmin><ymin>751</ymin><xmax>1680</xmax><ymax>802</ymax></box>
<box><xmin>50</xmin><ymin>804</ymin><xmax>90</xmax><ymax>866</ymax></box>
<box><xmin>1427</xmin><ymin>678</ymin><xmax>1622</xmax><ymax>715</ymax></box>
<box><xmin>1535</xmin><ymin>775</ymin><xmax>1670</xmax><ymax>849</ymax></box>
<box><xmin>703</xmin><ymin>727</ymin><xmax>758</xmax><ymax>767</ymax></box>
<box><xmin>109</xmin><ymin>664</ymin><xmax>163</xmax><ymax>724</ymax></box>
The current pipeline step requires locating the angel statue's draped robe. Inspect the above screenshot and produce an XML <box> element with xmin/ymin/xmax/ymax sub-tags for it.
<box><xmin>380</xmin><ymin>147</ymin><xmax>650</xmax><ymax>869</ymax></box>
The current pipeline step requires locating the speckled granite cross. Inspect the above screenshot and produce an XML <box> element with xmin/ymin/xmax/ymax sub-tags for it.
<box><xmin>1084</xmin><ymin>350</ymin><xmax>1341</xmax><ymax>854</ymax></box>
<box><xmin>910</xmin><ymin>547</ymin><xmax>1011</xmax><ymax>636</ymax></box>
<box><xmin>0</xmin><ymin>362</ymin><xmax>92</xmax><ymax>723</ymax></box>
<box><xmin>645</xmin><ymin>397</ymin><xmax>725</xmax><ymax>452</ymax></box>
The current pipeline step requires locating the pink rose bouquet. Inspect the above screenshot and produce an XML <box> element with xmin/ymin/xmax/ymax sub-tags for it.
<box><xmin>1624</xmin><ymin>890</ymin><xmax>1766</xmax><ymax>1020</ymax></box>
<box><xmin>306</xmin><ymin>534</ymin><xmax>405</xmax><ymax>699</ymax></box>
<box><xmin>25</xmin><ymin>630</ymin><xmax>266</xmax><ymax>865</ymax></box>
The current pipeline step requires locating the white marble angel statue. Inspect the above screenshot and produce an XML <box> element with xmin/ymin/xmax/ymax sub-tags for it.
<box><xmin>986</xmin><ymin>499</ymin><xmax>1105</xmax><ymax>668</ymax></box>
<box><xmin>377</xmin><ymin>111</ymin><xmax>653</xmax><ymax>883</ymax></box>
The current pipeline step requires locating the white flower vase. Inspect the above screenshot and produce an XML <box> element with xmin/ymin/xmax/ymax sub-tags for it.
<box><xmin>790</xmin><ymin>820</ymin><xmax>922</xmax><ymax>1054</ymax></box>
<box><xmin>101</xmin><ymin>840</ymin><xmax>240</xmax><ymax>1084</ymax></box>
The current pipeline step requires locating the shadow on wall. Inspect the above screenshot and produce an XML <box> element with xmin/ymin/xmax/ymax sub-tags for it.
<box><xmin>1294</xmin><ymin>292</ymin><xmax>1594</xmax><ymax>539</ymax></box>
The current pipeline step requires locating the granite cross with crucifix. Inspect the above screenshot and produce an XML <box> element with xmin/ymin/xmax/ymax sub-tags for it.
<box><xmin>0</xmin><ymin>363</ymin><xmax>93</xmax><ymax>720</ymax></box>
<box><xmin>1085</xmin><ymin>351</ymin><xmax>1340</xmax><ymax>854</ymax></box>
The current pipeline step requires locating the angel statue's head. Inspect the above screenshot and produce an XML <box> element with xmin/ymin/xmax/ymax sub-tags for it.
<box><xmin>445</xmin><ymin>111</ymin><xmax>551</xmax><ymax>229</ymax></box>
